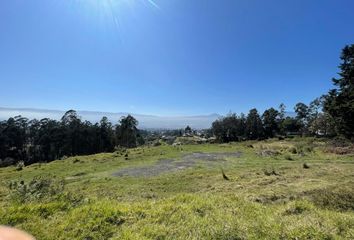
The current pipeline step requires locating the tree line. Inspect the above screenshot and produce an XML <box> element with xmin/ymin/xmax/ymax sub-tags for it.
<box><xmin>0</xmin><ymin>110</ymin><xmax>144</xmax><ymax>167</ymax></box>
<box><xmin>212</xmin><ymin>44</ymin><xmax>354</xmax><ymax>142</ymax></box>
<box><xmin>0</xmin><ymin>44</ymin><xmax>353</xmax><ymax>166</ymax></box>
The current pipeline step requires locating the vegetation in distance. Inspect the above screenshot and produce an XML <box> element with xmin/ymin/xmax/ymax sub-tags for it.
<box><xmin>1</xmin><ymin>44</ymin><xmax>353</xmax><ymax>167</ymax></box>
<box><xmin>0</xmin><ymin>45</ymin><xmax>353</xmax><ymax>239</ymax></box>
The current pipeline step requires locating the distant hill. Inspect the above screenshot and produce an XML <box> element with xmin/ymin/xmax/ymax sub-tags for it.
<box><xmin>0</xmin><ymin>107</ymin><xmax>221</xmax><ymax>129</ymax></box>
<box><xmin>0</xmin><ymin>107</ymin><xmax>296</xmax><ymax>129</ymax></box>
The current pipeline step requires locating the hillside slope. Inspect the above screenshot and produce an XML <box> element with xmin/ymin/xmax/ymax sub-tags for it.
<box><xmin>0</xmin><ymin>138</ymin><xmax>353</xmax><ymax>239</ymax></box>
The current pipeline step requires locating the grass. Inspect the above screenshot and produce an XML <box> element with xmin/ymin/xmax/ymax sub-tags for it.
<box><xmin>0</xmin><ymin>138</ymin><xmax>353</xmax><ymax>239</ymax></box>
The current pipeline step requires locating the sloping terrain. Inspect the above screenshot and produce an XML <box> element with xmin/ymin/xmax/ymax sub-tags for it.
<box><xmin>0</xmin><ymin>138</ymin><xmax>353</xmax><ymax>239</ymax></box>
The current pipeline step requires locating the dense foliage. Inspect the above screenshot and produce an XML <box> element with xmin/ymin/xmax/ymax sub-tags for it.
<box><xmin>212</xmin><ymin>44</ymin><xmax>354</xmax><ymax>143</ymax></box>
<box><xmin>324</xmin><ymin>44</ymin><xmax>354</xmax><ymax>139</ymax></box>
<box><xmin>0</xmin><ymin>110</ymin><xmax>143</xmax><ymax>166</ymax></box>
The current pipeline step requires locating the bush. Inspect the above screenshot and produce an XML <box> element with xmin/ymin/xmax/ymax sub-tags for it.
<box><xmin>328</xmin><ymin>137</ymin><xmax>352</xmax><ymax>148</ymax></box>
<box><xmin>294</xmin><ymin>142</ymin><xmax>314</xmax><ymax>155</ymax></box>
<box><xmin>0</xmin><ymin>157</ymin><xmax>16</xmax><ymax>167</ymax></box>
<box><xmin>289</xmin><ymin>147</ymin><xmax>297</xmax><ymax>154</ymax></box>
<box><xmin>263</xmin><ymin>167</ymin><xmax>279</xmax><ymax>176</ymax></box>
<box><xmin>306</xmin><ymin>186</ymin><xmax>354</xmax><ymax>211</ymax></box>
<box><xmin>153</xmin><ymin>141</ymin><xmax>162</xmax><ymax>146</ymax></box>
<box><xmin>8</xmin><ymin>176</ymin><xmax>65</xmax><ymax>203</ymax></box>
<box><xmin>284</xmin><ymin>154</ymin><xmax>293</xmax><ymax>161</ymax></box>
<box><xmin>303</xmin><ymin>163</ymin><xmax>310</xmax><ymax>169</ymax></box>
<box><xmin>284</xmin><ymin>201</ymin><xmax>313</xmax><ymax>215</ymax></box>
<box><xmin>16</xmin><ymin>161</ymin><xmax>25</xmax><ymax>171</ymax></box>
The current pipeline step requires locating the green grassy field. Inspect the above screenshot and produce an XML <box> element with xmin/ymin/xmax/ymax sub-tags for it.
<box><xmin>0</xmin><ymin>138</ymin><xmax>353</xmax><ymax>239</ymax></box>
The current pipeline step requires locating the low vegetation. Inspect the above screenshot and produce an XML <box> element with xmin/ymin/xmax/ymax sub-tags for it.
<box><xmin>0</xmin><ymin>138</ymin><xmax>353</xmax><ymax>239</ymax></box>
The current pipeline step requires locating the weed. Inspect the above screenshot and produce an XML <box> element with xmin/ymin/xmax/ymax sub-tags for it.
<box><xmin>263</xmin><ymin>167</ymin><xmax>279</xmax><ymax>176</ymax></box>
<box><xmin>289</xmin><ymin>147</ymin><xmax>297</xmax><ymax>154</ymax></box>
<box><xmin>284</xmin><ymin>201</ymin><xmax>313</xmax><ymax>215</ymax></box>
<box><xmin>8</xmin><ymin>176</ymin><xmax>65</xmax><ymax>203</ymax></box>
<box><xmin>306</xmin><ymin>186</ymin><xmax>354</xmax><ymax>211</ymax></box>
<box><xmin>284</xmin><ymin>154</ymin><xmax>293</xmax><ymax>161</ymax></box>
<box><xmin>16</xmin><ymin>161</ymin><xmax>25</xmax><ymax>171</ymax></box>
<box><xmin>72</xmin><ymin>158</ymin><xmax>80</xmax><ymax>163</ymax></box>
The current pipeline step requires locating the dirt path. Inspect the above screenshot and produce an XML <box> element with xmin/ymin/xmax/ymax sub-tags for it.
<box><xmin>113</xmin><ymin>152</ymin><xmax>242</xmax><ymax>177</ymax></box>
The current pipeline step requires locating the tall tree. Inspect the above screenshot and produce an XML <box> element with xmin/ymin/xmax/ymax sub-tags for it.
<box><xmin>308</xmin><ymin>97</ymin><xmax>324</xmax><ymax>120</ymax></box>
<box><xmin>211</xmin><ymin>114</ymin><xmax>246</xmax><ymax>143</ymax></box>
<box><xmin>61</xmin><ymin>110</ymin><xmax>83</xmax><ymax>155</ymax></box>
<box><xmin>0</xmin><ymin>110</ymin><xmax>147</xmax><ymax>166</ymax></box>
<box><xmin>116</xmin><ymin>115</ymin><xmax>139</xmax><ymax>148</ymax></box>
<box><xmin>282</xmin><ymin>117</ymin><xmax>301</xmax><ymax>134</ymax></box>
<box><xmin>278</xmin><ymin>103</ymin><xmax>286</xmax><ymax>121</ymax></box>
<box><xmin>245</xmin><ymin>109</ymin><xmax>264</xmax><ymax>140</ymax></box>
<box><xmin>294</xmin><ymin>103</ymin><xmax>309</xmax><ymax>122</ymax></box>
<box><xmin>309</xmin><ymin>112</ymin><xmax>336</xmax><ymax>137</ymax></box>
<box><xmin>184</xmin><ymin>126</ymin><xmax>192</xmax><ymax>135</ymax></box>
<box><xmin>294</xmin><ymin>102</ymin><xmax>309</xmax><ymax>135</ymax></box>
<box><xmin>99</xmin><ymin>117</ymin><xmax>115</xmax><ymax>152</ymax></box>
<box><xmin>262</xmin><ymin>108</ymin><xmax>279</xmax><ymax>138</ymax></box>
<box><xmin>324</xmin><ymin>44</ymin><xmax>354</xmax><ymax>139</ymax></box>
<box><xmin>277</xmin><ymin>103</ymin><xmax>287</xmax><ymax>135</ymax></box>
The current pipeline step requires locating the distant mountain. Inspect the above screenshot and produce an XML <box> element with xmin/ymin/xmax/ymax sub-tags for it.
<box><xmin>0</xmin><ymin>107</ymin><xmax>297</xmax><ymax>129</ymax></box>
<box><xmin>0</xmin><ymin>107</ymin><xmax>221</xmax><ymax>129</ymax></box>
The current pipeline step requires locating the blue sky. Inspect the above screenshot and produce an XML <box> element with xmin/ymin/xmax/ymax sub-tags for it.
<box><xmin>0</xmin><ymin>0</ymin><xmax>353</xmax><ymax>116</ymax></box>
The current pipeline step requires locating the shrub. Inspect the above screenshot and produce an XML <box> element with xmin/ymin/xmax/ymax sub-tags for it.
<box><xmin>289</xmin><ymin>147</ymin><xmax>297</xmax><ymax>154</ymax></box>
<box><xmin>8</xmin><ymin>176</ymin><xmax>65</xmax><ymax>203</ymax></box>
<box><xmin>72</xmin><ymin>158</ymin><xmax>81</xmax><ymax>163</ymax></box>
<box><xmin>16</xmin><ymin>161</ymin><xmax>25</xmax><ymax>171</ymax></box>
<box><xmin>284</xmin><ymin>154</ymin><xmax>293</xmax><ymax>161</ymax></box>
<box><xmin>0</xmin><ymin>157</ymin><xmax>16</xmax><ymax>167</ymax></box>
<box><xmin>328</xmin><ymin>137</ymin><xmax>352</xmax><ymax>148</ymax></box>
<box><xmin>263</xmin><ymin>167</ymin><xmax>279</xmax><ymax>176</ymax></box>
<box><xmin>153</xmin><ymin>141</ymin><xmax>162</xmax><ymax>146</ymax></box>
<box><xmin>303</xmin><ymin>163</ymin><xmax>310</xmax><ymax>169</ymax></box>
<box><xmin>306</xmin><ymin>186</ymin><xmax>354</xmax><ymax>211</ymax></box>
<box><xmin>284</xmin><ymin>201</ymin><xmax>313</xmax><ymax>215</ymax></box>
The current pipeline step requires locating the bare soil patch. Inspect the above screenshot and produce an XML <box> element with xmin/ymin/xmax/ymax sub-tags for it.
<box><xmin>113</xmin><ymin>152</ymin><xmax>242</xmax><ymax>177</ymax></box>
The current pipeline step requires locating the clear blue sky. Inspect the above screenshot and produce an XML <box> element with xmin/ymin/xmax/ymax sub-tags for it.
<box><xmin>0</xmin><ymin>0</ymin><xmax>353</xmax><ymax>116</ymax></box>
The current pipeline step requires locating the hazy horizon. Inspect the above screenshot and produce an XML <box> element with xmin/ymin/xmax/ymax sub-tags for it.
<box><xmin>0</xmin><ymin>106</ymin><xmax>221</xmax><ymax>129</ymax></box>
<box><xmin>0</xmin><ymin>106</ymin><xmax>298</xmax><ymax>129</ymax></box>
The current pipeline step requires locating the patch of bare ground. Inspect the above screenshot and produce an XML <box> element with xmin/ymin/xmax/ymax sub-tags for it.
<box><xmin>113</xmin><ymin>152</ymin><xmax>242</xmax><ymax>177</ymax></box>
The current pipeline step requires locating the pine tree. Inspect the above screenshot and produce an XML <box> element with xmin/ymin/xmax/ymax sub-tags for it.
<box><xmin>324</xmin><ymin>44</ymin><xmax>354</xmax><ymax>139</ymax></box>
